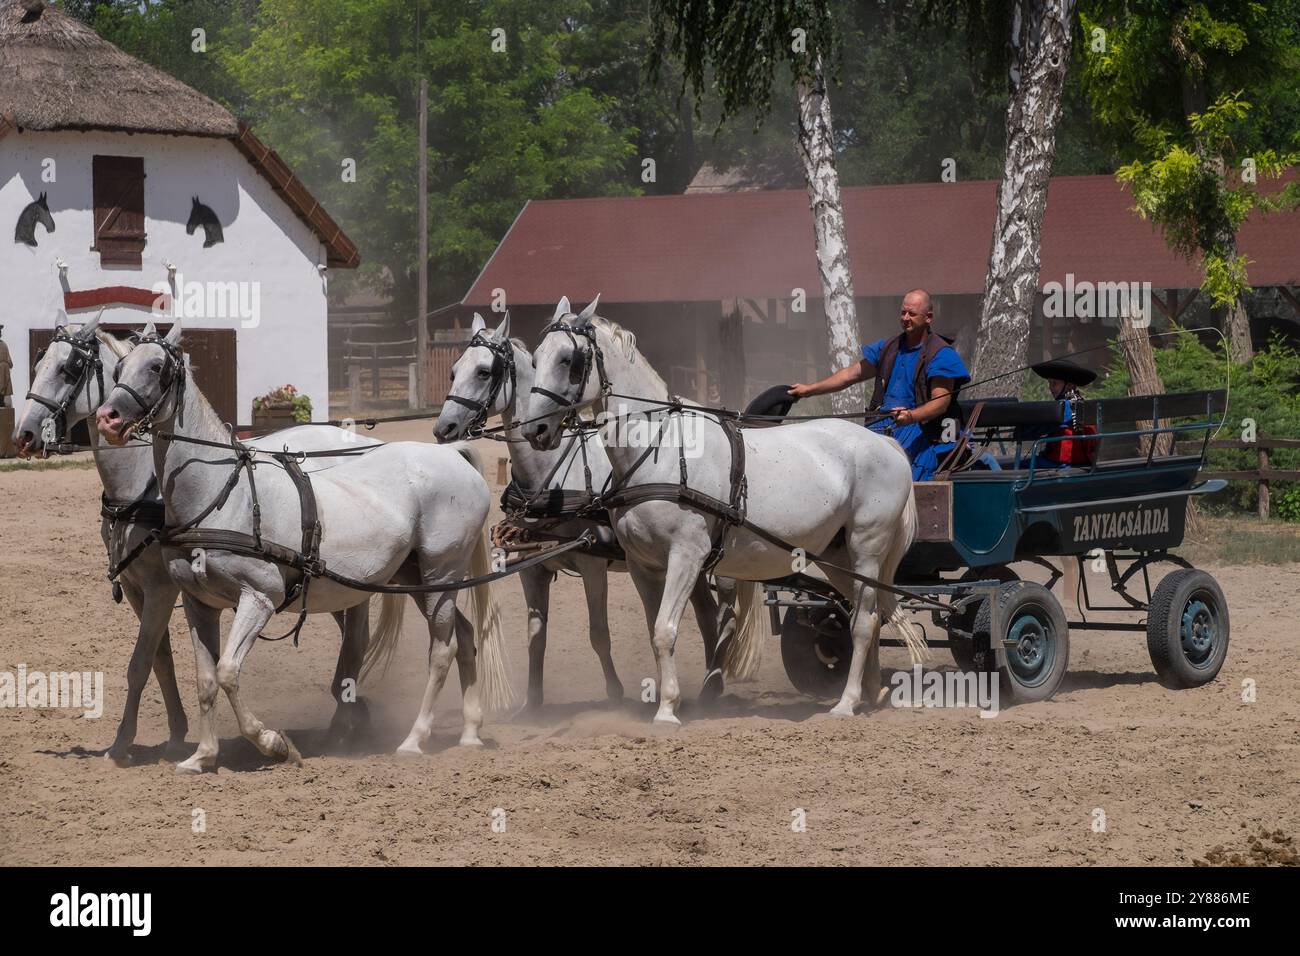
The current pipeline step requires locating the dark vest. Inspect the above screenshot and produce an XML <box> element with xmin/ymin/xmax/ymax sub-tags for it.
<box><xmin>868</xmin><ymin>330</ymin><xmax>961</xmax><ymax>443</ymax></box>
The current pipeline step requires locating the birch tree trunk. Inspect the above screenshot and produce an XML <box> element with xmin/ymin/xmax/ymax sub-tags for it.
<box><xmin>967</xmin><ymin>0</ymin><xmax>1076</xmax><ymax>399</ymax></box>
<box><xmin>795</xmin><ymin>56</ymin><xmax>862</xmax><ymax>414</ymax></box>
<box><xmin>1117</xmin><ymin>310</ymin><xmax>1173</xmax><ymax>457</ymax></box>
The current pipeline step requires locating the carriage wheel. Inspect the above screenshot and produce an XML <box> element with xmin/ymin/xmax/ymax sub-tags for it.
<box><xmin>780</xmin><ymin>604</ymin><xmax>853</xmax><ymax>699</ymax></box>
<box><xmin>973</xmin><ymin>581</ymin><xmax>1070</xmax><ymax>704</ymax></box>
<box><xmin>1146</xmin><ymin>569</ymin><xmax>1229</xmax><ymax>688</ymax></box>
<box><xmin>950</xmin><ymin>566</ymin><xmax>1018</xmax><ymax>671</ymax></box>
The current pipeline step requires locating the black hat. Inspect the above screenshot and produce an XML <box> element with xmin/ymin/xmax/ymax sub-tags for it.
<box><xmin>746</xmin><ymin>384</ymin><xmax>798</xmax><ymax>419</ymax></box>
<box><xmin>1032</xmin><ymin>358</ymin><xmax>1097</xmax><ymax>387</ymax></box>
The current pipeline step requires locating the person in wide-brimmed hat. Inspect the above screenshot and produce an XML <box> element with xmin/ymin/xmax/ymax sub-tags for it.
<box><xmin>1023</xmin><ymin>357</ymin><xmax>1099</xmax><ymax>469</ymax></box>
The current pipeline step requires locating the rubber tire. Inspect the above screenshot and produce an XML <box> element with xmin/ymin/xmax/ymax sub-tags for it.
<box><xmin>950</xmin><ymin>566</ymin><xmax>1019</xmax><ymax>671</ymax></box>
<box><xmin>973</xmin><ymin>581</ymin><xmax>1070</xmax><ymax>704</ymax></box>
<box><xmin>780</xmin><ymin>604</ymin><xmax>853</xmax><ymax>699</ymax></box>
<box><xmin>1145</xmin><ymin>568</ymin><xmax>1229</xmax><ymax>689</ymax></box>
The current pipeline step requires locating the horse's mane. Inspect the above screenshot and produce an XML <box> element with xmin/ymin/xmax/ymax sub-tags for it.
<box><xmin>590</xmin><ymin>316</ymin><xmax>669</xmax><ymax>395</ymax></box>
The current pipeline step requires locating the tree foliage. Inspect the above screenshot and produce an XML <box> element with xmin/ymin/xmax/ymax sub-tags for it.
<box><xmin>1078</xmin><ymin>1</ymin><xmax>1300</xmax><ymax>311</ymax></box>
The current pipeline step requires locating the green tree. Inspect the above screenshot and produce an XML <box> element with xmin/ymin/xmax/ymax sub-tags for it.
<box><xmin>224</xmin><ymin>0</ymin><xmax>638</xmax><ymax>313</ymax></box>
<box><xmin>1079</xmin><ymin>0</ymin><xmax>1300</xmax><ymax>364</ymax></box>
<box><xmin>649</xmin><ymin>0</ymin><xmax>866</xmax><ymax>413</ymax></box>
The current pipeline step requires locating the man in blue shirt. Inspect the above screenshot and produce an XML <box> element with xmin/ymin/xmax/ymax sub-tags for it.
<box><xmin>788</xmin><ymin>289</ymin><xmax>970</xmax><ymax>480</ymax></box>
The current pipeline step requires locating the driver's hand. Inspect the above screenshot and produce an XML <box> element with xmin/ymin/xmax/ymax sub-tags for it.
<box><xmin>891</xmin><ymin>408</ymin><xmax>914</xmax><ymax>426</ymax></box>
<box><xmin>787</xmin><ymin>383</ymin><xmax>813</xmax><ymax>398</ymax></box>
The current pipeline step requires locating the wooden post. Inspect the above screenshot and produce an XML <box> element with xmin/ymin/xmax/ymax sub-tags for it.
<box><xmin>408</xmin><ymin>363</ymin><xmax>419</xmax><ymax>410</ymax></box>
<box><xmin>1259</xmin><ymin>445</ymin><xmax>1270</xmax><ymax>520</ymax></box>
<box><xmin>348</xmin><ymin>362</ymin><xmax>361</xmax><ymax>411</ymax></box>
<box><xmin>415</xmin><ymin>77</ymin><xmax>429</xmax><ymax>409</ymax></box>
<box><xmin>496</xmin><ymin>457</ymin><xmax>509</xmax><ymax>486</ymax></box>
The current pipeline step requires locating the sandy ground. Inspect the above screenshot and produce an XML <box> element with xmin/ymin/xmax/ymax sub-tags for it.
<box><xmin>2</xmin><ymin>420</ymin><xmax>1297</xmax><ymax>866</ymax></box>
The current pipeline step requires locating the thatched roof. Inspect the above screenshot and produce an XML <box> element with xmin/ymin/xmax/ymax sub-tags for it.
<box><xmin>0</xmin><ymin>0</ymin><xmax>239</xmax><ymax>137</ymax></box>
<box><xmin>0</xmin><ymin>0</ymin><xmax>358</xmax><ymax>266</ymax></box>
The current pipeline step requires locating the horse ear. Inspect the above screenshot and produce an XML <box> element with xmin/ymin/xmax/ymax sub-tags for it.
<box><xmin>471</xmin><ymin>312</ymin><xmax>487</xmax><ymax>334</ymax></box>
<box><xmin>574</xmin><ymin>294</ymin><xmax>600</xmax><ymax>327</ymax></box>
<box><xmin>142</xmin><ymin>321</ymin><xmax>157</xmax><ymax>338</ymax></box>
<box><xmin>80</xmin><ymin>308</ymin><xmax>102</xmax><ymax>336</ymax></box>
<box><xmin>492</xmin><ymin>312</ymin><xmax>510</xmax><ymax>342</ymax></box>
<box><xmin>552</xmin><ymin>296</ymin><xmax>571</xmax><ymax>321</ymax></box>
<box><xmin>163</xmin><ymin>318</ymin><xmax>183</xmax><ymax>345</ymax></box>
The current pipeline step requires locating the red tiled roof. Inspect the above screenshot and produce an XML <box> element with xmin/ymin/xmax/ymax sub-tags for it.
<box><xmin>463</xmin><ymin>173</ymin><xmax>1299</xmax><ymax>305</ymax></box>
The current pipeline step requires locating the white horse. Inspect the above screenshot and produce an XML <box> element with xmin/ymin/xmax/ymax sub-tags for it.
<box><xmin>95</xmin><ymin>319</ymin><xmax>508</xmax><ymax>772</ymax></box>
<box><xmin>434</xmin><ymin>305</ymin><xmax>742</xmax><ymax>709</ymax></box>
<box><xmin>13</xmin><ymin>316</ymin><xmax>383</xmax><ymax>762</ymax></box>
<box><xmin>522</xmin><ymin>302</ymin><xmax>925</xmax><ymax>723</ymax></box>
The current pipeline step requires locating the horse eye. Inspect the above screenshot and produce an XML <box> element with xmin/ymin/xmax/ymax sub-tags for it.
<box><xmin>477</xmin><ymin>368</ymin><xmax>491</xmax><ymax>379</ymax></box>
<box><xmin>448</xmin><ymin>371</ymin><xmax>455</xmax><ymax>383</ymax></box>
<box><xmin>151</xmin><ymin>363</ymin><xmax>163</xmax><ymax>374</ymax></box>
<box><xmin>559</xmin><ymin>356</ymin><xmax>571</xmax><ymax>366</ymax></box>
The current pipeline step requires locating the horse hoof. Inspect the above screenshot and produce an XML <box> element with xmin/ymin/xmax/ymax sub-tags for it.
<box><xmin>395</xmin><ymin>743</ymin><xmax>424</xmax><ymax>758</ymax></box>
<box><xmin>605</xmin><ymin>681</ymin><xmax>625</xmax><ymax>701</ymax></box>
<box><xmin>458</xmin><ymin>734</ymin><xmax>484</xmax><ymax>748</ymax></box>
<box><xmin>828</xmin><ymin>703</ymin><xmax>857</xmax><ymax>718</ymax></box>
<box><xmin>699</xmin><ymin>668</ymin><xmax>725</xmax><ymax>702</ymax></box>
<box><xmin>174</xmin><ymin>758</ymin><xmax>214</xmax><ymax>775</ymax></box>
<box><xmin>652</xmin><ymin>713</ymin><xmax>681</xmax><ymax>727</ymax></box>
<box><xmin>278</xmin><ymin>733</ymin><xmax>303</xmax><ymax>767</ymax></box>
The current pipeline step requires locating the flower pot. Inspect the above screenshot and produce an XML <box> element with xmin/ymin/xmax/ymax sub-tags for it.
<box><xmin>251</xmin><ymin>404</ymin><xmax>298</xmax><ymax>436</ymax></box>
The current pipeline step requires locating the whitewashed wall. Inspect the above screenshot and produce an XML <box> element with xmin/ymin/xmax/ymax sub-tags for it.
<box><xmin>0</xmin><ymin>130</ymin><xmax>331</xmax><ymax>422</ymax></box>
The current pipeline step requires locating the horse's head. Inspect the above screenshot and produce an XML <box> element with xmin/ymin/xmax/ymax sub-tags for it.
<box><xmin>435</xmin><ymin>311</ymin><xmax>518</xmax><ymax>442</ymax></box>
<box><xmin>14</xmin><ymin>313</ymin><xmax>118</xmax><ymax>457</ymax></box>
<box><xmin>95</xmin><ymin>320</ymin><xmax>185</xmax><ymax>445</ymax></box>
<box><xmin>185</xmin><ymin>196</ymin><xmax>202</xmax><ymax>235</ymax></box>
<box><xmin>522</xmin><ymin>295</ymin><xmax>601</xmax><ymax>451</ymax></box>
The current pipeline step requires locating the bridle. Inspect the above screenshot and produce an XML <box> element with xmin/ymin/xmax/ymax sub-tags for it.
<box><xmin>529</xmin><ymin>319</ymin><xmax>611</xmax><ymax>420</ymax></box>
<box><xmin>442</xmin><ymin>331</ymin><xmax>516</xmax><ymax>433</ymax></box>
<box><xmin>25</xmin><ymin>326</ymin><xmax>106</xmax><ymax>445</ymax></box>
<box><xmin>108</xmin><ymin>332</ymin><xmax>187</xmax><ymax>437</ymax></box>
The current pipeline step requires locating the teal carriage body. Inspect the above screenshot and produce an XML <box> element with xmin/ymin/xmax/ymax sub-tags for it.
<box><xmin>775</xmin><ymin>389</ymin><xmax>1232</xmax><ymax>704</ymax></box>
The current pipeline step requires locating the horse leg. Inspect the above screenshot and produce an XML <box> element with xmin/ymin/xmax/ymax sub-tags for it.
<box><xmin>712</xmin><ymin>574</ymin><xmax>739</xmax><ymax>675</ymax></box>
<box><xmin>176</xmin><ymin>597</ymin><xmax>221</xmax><ymax>775</ymax></box>
<box><xmin>152</xmin><ymin>625</ymin><xmax>189</xmax><ymax>753</ymax></box>
<box><xmin>518</xmin><ymin>563</ymin><xmax>552</xmax><ymax>711</ymax></box>
<box><xmin>823</xmin><ymin>565</ymin><xmax>884</xmax><ymax>718</ymax></box>
<box><xmin>395</xmin><ymin>591</ymin><xmax>458</xmax><ymax>756</ymax></box>
<box><xmin>629</xmin><ymin>552</ymin><xmax>704</xmax><ymax>725</ymax></box>
<box><xmin>106</xmin><ymin>580</ymin><xmax>154</xmax><ymax>763</ymax></box>
<box><xmin>214</xmin><ymin>589</ymin><xmax>302</xmax><ymax>765</ymax></box>
<box><xmin>452</xmin><ymin>606</ymin><xmax>484</xmax><ymax>747</ymax></box>
<box><xmin>578</xmin><ymin>556</ymin><xmax>623</xmax><ymax>701</ymax></box>
<box><xmin>327</xmin><ymin>604</ymin><xmax>371</xmax><ymax>748</ymax></box>
<box><xmin>688</xmin><ymin>574</ymin><xmax>724</xmax><ymax>703</ymax></box>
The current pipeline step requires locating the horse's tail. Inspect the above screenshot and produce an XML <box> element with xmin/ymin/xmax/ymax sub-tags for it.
<box><xmin>881</xmin><ymin>487</ymin><xmax>927</xmax><ymax>664</ymax></box>
<box><xmin>466</xmin><ymin>520</ymin><xmax>513</xmax><ymax>711</ymax></box>
<box><xmin>359</xmin><ymin>593</ymin><xmax>407</xmax><ymax>684</ymax></box>
<box><xmin>723</xmin><ymin>579</ymin><xmax>769</xmax><ymax>680</ymax></box>
<box><xmin>448</xmin><ymin>441</ymin><xmax>514</xmax><ymax>712</ymax></box>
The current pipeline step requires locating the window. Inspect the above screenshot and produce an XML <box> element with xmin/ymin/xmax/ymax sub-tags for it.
<box><xmin>92</xmin><ymin>155</ymin><xmax>146</xmax><ymax>266</ymax></box>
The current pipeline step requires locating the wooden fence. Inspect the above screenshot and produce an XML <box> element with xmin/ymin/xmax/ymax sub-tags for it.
<box><xmin>1196</xmin><ymin>438</ymin><xmax>1300</xmax><ymax>519</ymax></box>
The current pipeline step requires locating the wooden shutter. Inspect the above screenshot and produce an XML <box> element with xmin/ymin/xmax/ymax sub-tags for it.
<box><xmin>92</xmin><ymin>156</ymin><xmax>146</xmax><ymax>266</ymax></box>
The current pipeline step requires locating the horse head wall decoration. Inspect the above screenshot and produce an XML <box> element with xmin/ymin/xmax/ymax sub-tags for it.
<box><xmin>185</xmin><ymin>197</ymin><xmax>223</xmax><ymax>247</ymax></box>
<box><xmin>15</xmin><ymin>192</ymin><xmax>55</xmax><ymax>247</ymax></box>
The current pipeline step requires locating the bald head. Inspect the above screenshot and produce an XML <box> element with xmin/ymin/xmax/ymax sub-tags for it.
<box><xmin>899</xmin><ymin>289</ymin><xmax>934</xmax><ymax>343</ymax></box>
